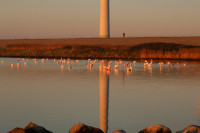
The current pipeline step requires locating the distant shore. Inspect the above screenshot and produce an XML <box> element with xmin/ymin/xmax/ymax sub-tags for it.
<box><xmin>0</xmin><ymin>37</ymin><xmax>200</xmax><ymax>61</ymax></box>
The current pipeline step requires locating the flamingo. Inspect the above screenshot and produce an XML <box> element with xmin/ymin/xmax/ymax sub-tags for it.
<box><xmin>114</xmin><ymin>65</ymin><xmax>118</xmax><ymax>69</ymax></box>
<box><xmin>61</xmin><ymin>65</ymin><xmax>64</xmax><ymax>68</ymax></box>
<box><xmin>127</xmin><ymin>67</ymin><xmax>131</xmax><ymax>71</ymax></box>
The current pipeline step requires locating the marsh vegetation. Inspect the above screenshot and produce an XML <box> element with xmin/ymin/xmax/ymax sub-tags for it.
<box><xmin>0</xmin><ymin>42</ymin><xmax>200</xmax><ymax>60</ymax></box>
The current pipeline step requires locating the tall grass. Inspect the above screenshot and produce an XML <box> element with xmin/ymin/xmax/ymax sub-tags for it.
<box><xmin>135</xmin><ymin>43</ymin><xmax>200</xmax><ymax>60</ymax></box>
<box><xmin>139</xmin><ymin>48</ymin><xmax>200</xmax><ymax>60</ymax></box>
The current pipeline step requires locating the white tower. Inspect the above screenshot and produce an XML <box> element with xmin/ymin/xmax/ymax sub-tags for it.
<box><xmin>100</xmin><ymin>0</ymin><xmax>110</xmax><ymax>38</ymax></box>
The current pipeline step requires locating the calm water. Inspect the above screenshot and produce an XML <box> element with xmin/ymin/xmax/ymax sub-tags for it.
<box><xmin>0</xmin><ymin>57</ymin><xmax>200</xmax><ymax>133</ymax></box>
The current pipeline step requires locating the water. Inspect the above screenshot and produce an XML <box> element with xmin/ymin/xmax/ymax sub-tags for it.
<box><xmin>0</xmin><ymin>57</ymin><xmax>200</xmax><ymax>133</ymax></box>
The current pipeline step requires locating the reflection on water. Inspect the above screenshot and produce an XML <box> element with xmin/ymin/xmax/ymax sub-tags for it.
<box><xmin>114</xmin><ymin>69</ymin><xmax>119</xmax><ymax>76</ymax></box>
<box><xmin>195</xmin><ymin>88</ymin><xmax>200</xmax><ymax>124</ymax></box>
<box><xmin>195</xmin><ymin>105</ymin><xmax>200</xmax><ymax>124</ymax></box>
<box><xmin>1</xmin><ymin>58</ymin><xmax>200</xmax><ymax>133</ymax></box>
<box><xmin>195</xmin><ymin>66</ymin><xmax>200</xmax><ymax>124</ymax></box>
<box><xmin>99</xmin><ymin>62</ymin><xmax>109</xmax><ymax>133</ymax></box>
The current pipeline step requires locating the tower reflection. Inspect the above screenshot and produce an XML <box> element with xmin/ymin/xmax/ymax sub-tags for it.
<box><xmin>99</xmin><ymin>61</ymin><xmax>109</xmax><ymax>133</ymax></box>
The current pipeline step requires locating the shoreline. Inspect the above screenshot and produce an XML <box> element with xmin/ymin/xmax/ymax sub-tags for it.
<box><xmin>1</xmin><ymin>37</ymin><xmax>200</xmax><ymax>61</ymax></box>
<box><xmin>1</xmin><ymin>56</ymin><xmax>200</xmax><ymax>62</ymax></box>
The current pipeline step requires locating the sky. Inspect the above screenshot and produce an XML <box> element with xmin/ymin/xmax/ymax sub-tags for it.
<box><xmin>0</xmin><ymin>0</ymin><xmax>200</xmax><ymax>39</ymax></box>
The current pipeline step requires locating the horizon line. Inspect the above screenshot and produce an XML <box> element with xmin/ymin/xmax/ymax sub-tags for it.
<box><xmin>1</xmin><ymin>36</ymin><xmax>200</xmax><ymax>40</ymax></box>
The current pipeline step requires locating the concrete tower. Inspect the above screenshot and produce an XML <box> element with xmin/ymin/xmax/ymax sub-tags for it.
<box><xmin>100</xmin><ymin>0</ymin><xmax>110</xmax><ymax>38</ymax></box>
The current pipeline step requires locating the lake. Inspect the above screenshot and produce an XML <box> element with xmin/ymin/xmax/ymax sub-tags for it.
<box><xmin>0</xmin><ymin>57</ymin><xmax>200</xmax><ymax>133</ymax></box>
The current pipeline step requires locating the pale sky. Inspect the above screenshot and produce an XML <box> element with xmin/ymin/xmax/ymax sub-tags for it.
<box><xmin>0</xmin><ymin>0</ymin><xmax>200</xmax><ymax>39</ymax></box>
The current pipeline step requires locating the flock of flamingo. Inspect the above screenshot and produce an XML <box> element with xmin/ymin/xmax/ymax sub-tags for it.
<box><xmin>0</xmin><ymin>58</ymin><xmax>187</xmax><ymax>73</ymax></box>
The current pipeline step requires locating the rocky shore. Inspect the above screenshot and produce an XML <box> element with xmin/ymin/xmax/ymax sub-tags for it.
<box><xmin>8</xmin><ymin>122</ymin><xmax>200</xmax><ymax>133</ymax></box>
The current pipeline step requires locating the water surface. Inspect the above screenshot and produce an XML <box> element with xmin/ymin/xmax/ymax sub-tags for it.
<box><xmin>0</xmin><ymin>58</ymin><xmax>200</xmax><ymax>133</ymax></box>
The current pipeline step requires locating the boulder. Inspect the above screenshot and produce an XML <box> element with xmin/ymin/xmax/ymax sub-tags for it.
<box><xmin>8</xmin><ymin>122</ymin><xmax>53</xmax><ymax>133</ymax></box>
<box><xmin>24</xmin><ymin>122</ymin><xmax>39</xmax><ymax>129</ymax></box>
<box><xmin>8</xmin><ymin>128</ymin><xmax>25</xmax><ymax>133</ymax></box>
<box><xmin>176</xmin><ymin>125</ymin><xmax>200</xmax><ymax>133</ymax></box>
<box><xmin>69</xmin><ymin>123</ymin><xmax>104</xmax><ymax>133</ymax></box>
<box><xmin>112</xmin><ymin>129</ymin><xmax>126</xmax><ymax>133</ymax></box>
<box><xmin>24</xmin><ymin>122</ymin><xmax>53</xmax><ymax>133</ymax></box>
<box><xmin>139</xmin><ymin>125</ymin><xmax>172</xmax><ymax>133</ymax></box>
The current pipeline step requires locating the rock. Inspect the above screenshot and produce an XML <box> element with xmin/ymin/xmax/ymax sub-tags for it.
<box><xmin>24</xmin><ymin>122</ymin><xmax>39</xmax><ymax>129</ymax></box>
<box><xmin>176</xmin><ymin>125</ymin><xmax>200</xmax><ymax>133</ymax></box>
<box><xmin>112</xmin><ymin>129</ymin><xmax>126</xmax><ymax>133</ymax></box>
<box><xmin>8</xmin><ymin>128</ymin><xmax>25</xmax><ymax>133</ymax></box>
<box><xmin>8</xmin><ymin>122</ymin><xmax>53</xmax><ymax>133</ymax></box>
<box><xmin>69</xmin><ymin>123</ymin><xmax>104</xmax><ymax>133</ymax></box>
<box><xmin>139</xmin><ymin>125</ymin><xmax>172</xmax><ymax>133</ymax></box>
<box><xmin>24</xmin><ymin>122</ymin><xmax>53</xmax><ymax>133</ymax></box>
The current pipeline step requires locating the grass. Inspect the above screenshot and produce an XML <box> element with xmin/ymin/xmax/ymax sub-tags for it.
<box><xmin>0</xmin><ymin>42</ymin><xmax>200</xmax><ymax>60</ymax></box>
<box><xmin>136</xmin><ymin>43</ymin><xmax>200</xmax><ymax>60</ymax></box>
